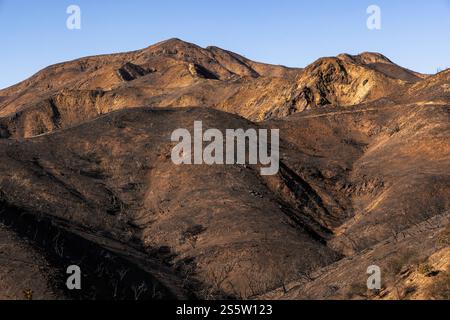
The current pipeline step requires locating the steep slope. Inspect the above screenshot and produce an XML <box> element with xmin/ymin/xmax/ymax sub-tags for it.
<box><xmin>0</xmin><ymin>224</ymin><xmax>63</xmax><ymax>300</ymax></box>
<box><xmin>260</xmin><ymin>99</ymin><xmax>449</xmax><ymax>300</ymax></box>
<box><xmin>0</xmin><ymin>107</ymin><xmax>340</xmax><ymax>299</ymax></box>
<box><xmin>402</xmin><ymin>69</ymin><xmax>450</xmax><ymax>105</ymax></box>
<box><xmin>263</xmin><ymin>53</ymin><xmax>424</xmax><ymax>119</ymax></box>
<box><xmin>275</xmin><ymin>101</ymin><xmax>449</xmax><ymax>251</ymax></box>
<box><xmin>338</xmin><ymin>52</ymin><xmax>426</xmax><ymax>82</ymax></box>
<box><xmin>262</xmin><ymin>213</ymin><xmax>449</xmax><ymax>300</ymax></box>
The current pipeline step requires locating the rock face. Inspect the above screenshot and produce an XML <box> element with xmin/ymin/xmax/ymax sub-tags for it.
<box><xmin>117</xmin><ymin>62</ymin><xmax>155</xmax><ymax>82</ymax></box>
<box><xmin>0</xmin><ymin>39</ymin><xmax>448</xmax><ymax>300</ymax></box>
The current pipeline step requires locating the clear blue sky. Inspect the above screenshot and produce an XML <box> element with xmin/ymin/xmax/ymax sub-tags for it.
<box><xmin>1</xmin><ymin>0</ymin><xmax>449</xmax><ymax>89</ymax></box>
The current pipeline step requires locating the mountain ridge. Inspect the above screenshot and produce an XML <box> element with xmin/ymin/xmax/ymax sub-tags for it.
<box><xmin>0</xmin><ymin>39</ymin><xmax>448</xmax><ymax>300</ymax></box>
<box><xmin>0</xmin><ymin>38</ymin><xmax>442</xmax><ymax>139</ymax></box>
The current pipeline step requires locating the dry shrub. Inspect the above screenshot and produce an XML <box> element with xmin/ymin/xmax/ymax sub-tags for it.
<box><xmin>418</xmin><ymin>264</ymin><xmax>435</xmax><ymax>277</ymax></box>
<box><xmin>437</xmin><ymin>226</ymin><xmax>450</xmax><ymax>247</ymax></box>
<box><xmin>346</xmin><ymin>282</ymin><xmax>368</xmax><ymax>299</ymax></box>
<box><xmin>386</xmin><ymin>249</ymin><xmax>419</xmax><ymax>276</ymax></box>
<box><xmin>427</xmin><ymin>266</ymin><xmax>450</xmax><ymax>300</ymax></box>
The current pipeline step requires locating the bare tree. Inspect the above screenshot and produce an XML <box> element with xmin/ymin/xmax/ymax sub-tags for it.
<box><xmin>132</xmin><ymin>281</ymin><xmax>148</xmax><ymax>300</ymax></box>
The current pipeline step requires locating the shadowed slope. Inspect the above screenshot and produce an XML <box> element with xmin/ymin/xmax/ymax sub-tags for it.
<box><xmin>0</xmin><ymin>107</ymin><xmax>339</xmax><ymax>298</ymax></box>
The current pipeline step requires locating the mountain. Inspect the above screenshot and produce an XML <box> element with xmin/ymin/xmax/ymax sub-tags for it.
<box><xmin>0</xmin><ymin>39</ymin><xmax>428</xmax><ymax>138</ymax></box>
<box><xmin>0</xmin><ymin>39</ymin><xmax>448</xmax><ymax>300</ymax></box>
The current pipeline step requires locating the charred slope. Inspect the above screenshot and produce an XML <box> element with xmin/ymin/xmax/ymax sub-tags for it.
<box><xmin>0</xmin><ymin>40</ymin><xmax>448</xmax><ymax>300</ymax></box>
<box><xmin>2</xmin><ymin>103</ymin><xmax>447</xmax><ymax>300</ymax></box>
<box><xmin>0</xmin><ymin>201</ymin><xmax>181</xmax><ymax>300</ymax></box>
<box><xmin>0</xmin><ymin>107</ymin><xmax>340</xmax><ymax>299</ymax></box>
<box><xmin>269</xmin><ymin>100</ymin><xmax>450</xmax><ymax>254</ymax></box>
<box><xmin>261</xmin><ymin>100</ymin><xmax>450</xmax><ymax>299</ymax></box>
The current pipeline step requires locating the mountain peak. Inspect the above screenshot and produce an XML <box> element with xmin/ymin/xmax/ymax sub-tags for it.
<box><xmin>146</xmin><ymin>38</ymin><xmax>200</xmax><ymax>52</ymax></box>
<box><xmin>337</xmin><ymin>52</ymin><xmax>393</xmax><ymax>65</ymax></box>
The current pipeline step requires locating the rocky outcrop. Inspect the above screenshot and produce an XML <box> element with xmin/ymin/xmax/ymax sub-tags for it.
<box><xmin>117</xmin><ymin>62</ymin><xmax>155</xmax><ymax>82</ymax></box>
